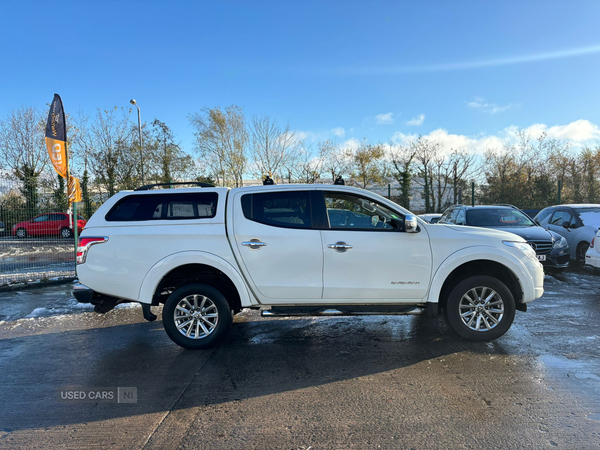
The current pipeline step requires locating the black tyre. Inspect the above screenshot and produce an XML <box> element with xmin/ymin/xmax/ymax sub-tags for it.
<box><xmin>16</xmin><ymin>228</ymin><xmax>27</xmax><ymax>239</ymax></box>
<box><xmin>445</xmin><ymin>275</ymin><xmax>516</xmax><ymax>341</ymax></box>
<box><xmin>577</xmin><ymin>241</ymin><xmax>590</xmax><ymax>266</ymax></box>
<box><xmin>162</xmin><ymin>283</ymin><xmax>233</xmax><ymax>349</ymax></box>
<box><xmin>60</xmin><ymin>227</ymin><xmax>73</xmax><ymax>238</ymax></box>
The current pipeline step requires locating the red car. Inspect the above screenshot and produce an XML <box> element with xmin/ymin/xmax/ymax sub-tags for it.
<box><xmin>12</xmin><ymin>213</ymin><xmax>87</xmax><ymax>239</ymax></box>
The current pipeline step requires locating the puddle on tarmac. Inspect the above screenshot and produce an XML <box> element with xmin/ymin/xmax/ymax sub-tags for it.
<box><xmin>588</xmin><ymin>413</ymin><xmax>600</xmax><ymax>421</ymax></box>
<box><xmin>539</xmin><ymin>355</ymin><xmax>600</xmax><ymax>380</ymax></box>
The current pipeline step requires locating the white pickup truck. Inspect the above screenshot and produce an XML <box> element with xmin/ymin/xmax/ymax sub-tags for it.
<box><xmin>74</xmin><ymin>182</ymin><xmax>544</xmax><ymax>349</ymax></box>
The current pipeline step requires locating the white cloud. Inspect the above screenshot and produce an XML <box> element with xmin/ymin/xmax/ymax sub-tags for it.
<box><xmin>406</xmin><ymin>114</ymin><xmax>425</xmax><ymax>126</ymax></box>
<box><xmin>391</xmin><ymin>119</ymin><xmax>598</xmax><ymax>157</ymax></box>
<box><xmin>375</xmin><ymin>112</ymin><xmax>394</xmax><ymax>125</ymax></box>
<box><xmin>331</xmin><ymin>127</ymin><xmax>345</xmax><ymax>137</ymax></box>
<box><xmin>523</xmin><ymin>119</ymin><xmax>600</xmax><ymax>142</ymax></box>
<box><xmin>467</xmin><ymin>97</ymin><xmax>515</xmax><ymax>114</ymax></box>
<box><xmin>340</xmin><ymin>138</ymin><xmax>362</xmax><ymax>151</ymax></box>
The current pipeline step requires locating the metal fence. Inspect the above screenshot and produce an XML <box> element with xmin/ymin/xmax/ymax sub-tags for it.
<box><xmin>0</xmin><ymin>176</ymin><xmax>78</xmax><ymax>285</ymax></box>
<box><xmin>0</xmin><ymin>175</ymin><xmax>572</xmax><ymax>285</ymax></box>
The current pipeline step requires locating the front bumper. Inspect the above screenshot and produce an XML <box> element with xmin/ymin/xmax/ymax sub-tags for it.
<box><xmin>539</xmin><ymin>248</ymin><xmax>570</xmax><ymax>270</ymax></box>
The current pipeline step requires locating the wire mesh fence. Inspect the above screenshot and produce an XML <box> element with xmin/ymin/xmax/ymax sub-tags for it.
<box><xmin>0</xmin><ymin>176</ymin><xmax>78</xmax><ymax>286</ymax></box>
<box><xmin>0</xmin><ymin>174</ymin><xmax>574</xmax><ymax>286</ymax></box>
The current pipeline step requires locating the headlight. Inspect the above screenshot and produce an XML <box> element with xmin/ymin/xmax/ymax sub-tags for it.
<box><xmin>553</xmin><ymin>236</ymin><xmax>567</xmax><ymax>249</ymax></box>
<box><xmin>503</xmin><ymin>240</ymin><xmax>537</xmax><ymax>259</ymax></box>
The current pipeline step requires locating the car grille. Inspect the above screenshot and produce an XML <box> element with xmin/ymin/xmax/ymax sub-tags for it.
<box><xmin>528</xmin><ymin>239</ymin><xmax>553</xmax><ymax>255</ymax></box>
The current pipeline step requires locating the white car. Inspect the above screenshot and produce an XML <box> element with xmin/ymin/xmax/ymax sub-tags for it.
<box><xmin>585</xmin><ymin>231</ymin><xmax>600</xmax><ymax>273</ymax></box>
<box><xmin>73</xmin><ymin>182</ymin><xmax>544</xmax><ymax>348</ymax></box>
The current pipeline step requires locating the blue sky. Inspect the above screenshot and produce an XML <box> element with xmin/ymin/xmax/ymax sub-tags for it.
<box><xmin>2</xmin><ymin>0</ymin><xmax>600</xmax><ymax>155</ymax></box>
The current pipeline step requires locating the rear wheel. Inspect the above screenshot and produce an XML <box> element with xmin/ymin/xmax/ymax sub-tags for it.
<box><xmin>445</xmin><ymin>275</ymin><xmax>515</xmax><ymax>341</ymax></box>
<box><xmin>16</xmin><ymin>228</ymin><xmax>27</xmax><ymax>239</ymax></box>
<box><xmin>60</xmin><ymin>227</ymin><xmax>73</xmax><ymax>238</ymax></box>
<box><xmin>162</xmin><ymin>283</ymin><xmax>232</xmax><ymax>349</ymax></box>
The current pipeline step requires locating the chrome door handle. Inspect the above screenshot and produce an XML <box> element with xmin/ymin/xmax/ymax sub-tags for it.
<box><xmin>242</xmin><ymin>239</ymin><xmax>267</xmax><ymax>250</ymax></box>
<box><xmin>328</xmin><ymin>242</ymin><xmax>352</xmax><ymax>253</ymax></box>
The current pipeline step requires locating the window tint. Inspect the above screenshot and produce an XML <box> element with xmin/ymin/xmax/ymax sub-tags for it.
<box><xmin>549</xmin><ymin>210</ymin><xmax>572</xmax><ymax>226</ymax></box>
<box><xmin>32</xmin><ymin>215</ymin><xmax>49</xmax><ymax>222</ymax></box>
<box><xmin>439</xmin><ymin>209</ymin><xmax>454</xmax><ymax>223</ymax></box>
<box><xmin>324</xmin><ymin>192</ymin><xmax>400</xmax><ymax>230</ymax></box>
<box><xmin>534</xmin><ymin>208</ymin><xmax>552</xmax><ymax>223</ymax></box>
<box><xmin>49</xmin><ymin>214</ymin><xmax>65</xmax><ymax>221</ymax></box>
<box><xmin>106</xmin><ymin>193</ymin><xmax>218</xmax><ymax>222</ymax></box>
<box><xmin>241</xmin><ymin>191</ymin><xmax>311</xmax><ymax>229</ymax></box>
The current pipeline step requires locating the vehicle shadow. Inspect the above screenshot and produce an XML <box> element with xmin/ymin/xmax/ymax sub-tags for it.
<box><xmin>0</xmin><ymin>312</ymin><xmax>515</xmax><ymax>432</ymax></box>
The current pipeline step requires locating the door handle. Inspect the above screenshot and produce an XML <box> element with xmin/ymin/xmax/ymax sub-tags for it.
<box><xmin>242</xmin><ymin>239</ymin><xmax>267</xmax><ymax>250</ymax></box>
<box><xmin>328</xmin><ymin>242</ymin><xmax>353</xmax><ymax>253</ymax></box>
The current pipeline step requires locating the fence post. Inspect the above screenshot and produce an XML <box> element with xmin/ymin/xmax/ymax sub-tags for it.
<box><xmin>557</xmin><ymin>180</ymin><xmax>562</xmax><ymax>205</ymax></box>
<box><xmin>471</xmin><ymin>182</ymin><xmax>475</xmax><ymax>207</ymax></box>
<box><xmin>387</xmin><ymin>184</ymin><xmax>391</xmax><ymax>199</ymax></box>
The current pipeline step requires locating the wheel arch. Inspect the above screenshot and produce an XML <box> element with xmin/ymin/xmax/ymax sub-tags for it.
<box><xmin>138</xmin><ymin>251</ymin><xmax>255</xmax><ymax>311</ymax></box>
<box><xmin>427</xmin><ymin>248</ymin><xmax>532</xmax><ymax>308</ymax></box>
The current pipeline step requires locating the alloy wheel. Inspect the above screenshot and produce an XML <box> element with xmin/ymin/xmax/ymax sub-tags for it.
<box><xmin>459</xmin><ymin>286</ymin><xmax>504</xmax><ymax>332</ymax></box>
<box><xmin>173</xmin><ymin>294</ymin><xmax>219</xmax><ymax>339</ymax></box>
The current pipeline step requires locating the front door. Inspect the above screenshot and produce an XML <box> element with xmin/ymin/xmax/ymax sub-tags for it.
<box><xmin>230</xmin><ymin>189</ymin><xmax>323</xmax><ymax>303</ymax></box>
<box><xmin>320</xmin><ymin>191</ymin><xmax>432</xmax><ymax>301</ymax></box>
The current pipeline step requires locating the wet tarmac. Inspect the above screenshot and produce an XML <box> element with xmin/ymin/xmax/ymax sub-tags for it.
<box><xmin>0</xmin><ymin>271</ymin><xmax>599</xmax><ymax>449</ymax></box>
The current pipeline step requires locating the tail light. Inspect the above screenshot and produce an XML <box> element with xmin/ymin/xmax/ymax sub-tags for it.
<box><xmin>591</xmin><ymin>237</ymin><xmax>596</xmax><ymax>249</ymax></box>
<box><xmin>77</xmin><ymin>237</ymin><xmax>108</xmax><ymax>264</ymax></box>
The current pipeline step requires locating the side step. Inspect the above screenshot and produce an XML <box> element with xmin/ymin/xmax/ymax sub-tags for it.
<box><xmin>261</xmin><ymin>305</ymin><xmax>425</xmax><ymax>317</ymax></box>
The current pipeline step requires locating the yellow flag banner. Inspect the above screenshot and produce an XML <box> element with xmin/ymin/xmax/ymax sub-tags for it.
<box><xmin>45</xmin><ymin>94</ymin><xmax>68</xmax><ymax>178</ymax></box>
<box><xmin>68</xmin><ymin>176</ymin><xmax>82</xmax><ymax>204</ymax></box>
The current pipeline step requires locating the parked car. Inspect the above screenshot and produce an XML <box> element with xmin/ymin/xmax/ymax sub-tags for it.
<box><xmin>418</xmin><ymin>213</ymin><xmax>442</xmax><ymax>224</ymax></box>
<box><xmin>533</xmin><ymin>204</ymin><xmax>600</xmax><ymax>264</ymax></box>
<box><xmin>73</xmin><ymin>182</ymin><xmax>544</xmax><ymax>348</ymax></box>
<box><xmin>439</xmin><ymin>205</ymin><xmax>569</xmax><ymax>271</ymax></box>
<box><xmin>585</xmin><ymin>232</ymin><xmax>600</xmax><ymax>273</ymax></box>
<box><xmin>12</xmin><ymin>213</ymin><xmax>86</xmax><ymax>238</ymax></box>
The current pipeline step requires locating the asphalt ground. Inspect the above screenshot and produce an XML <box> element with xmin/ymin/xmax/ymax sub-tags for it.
<box><xmin>0</xmin><ymin>271</ymin><xmax>599</xmax><ymax>449</ymax></box>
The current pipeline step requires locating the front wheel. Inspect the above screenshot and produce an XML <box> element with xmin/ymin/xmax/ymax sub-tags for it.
<box><xmin>445</xmin><ymin>275</ymin><xmax>516</xmax><ymax>341</ymax></box>
<box><xmin>162</xmin><ymin>283</ymin><xmax>233</xmax><ymax>349</ymax></box>
<box><xmin>16</xmin><ymin>228</ymin><xmax>27</xmax><ymax>239</ymax></box>
<box><xmin>577</xmin><ymin>241</ymin><xmax>590</xmax><ymax>266</ymax></box>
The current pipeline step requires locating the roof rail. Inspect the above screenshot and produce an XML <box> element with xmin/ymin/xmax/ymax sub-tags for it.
<box><xmin>134</xmin><ymin>181</ymin><xmax>215</xmax><ymax>191</ymax></box>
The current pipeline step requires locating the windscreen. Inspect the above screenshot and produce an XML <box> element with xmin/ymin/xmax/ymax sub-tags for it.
<box><xmin>467</xmin><ymin>209</ymin><xmax>535</xmax><ymax>227</ymax></box>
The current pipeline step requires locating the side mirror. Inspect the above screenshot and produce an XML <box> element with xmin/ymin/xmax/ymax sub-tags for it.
<box><xmin>405</xmin><ymin>214</ymin><xmax>419</xmax><ymax>233</ymax></box>
<box><xmin>562</xmin><ymin>221</ymin><xmax>571</xmax><ymax>229</ymax></box>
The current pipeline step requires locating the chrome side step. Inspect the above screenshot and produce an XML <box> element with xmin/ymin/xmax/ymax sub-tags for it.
<box><xmin>261</xmin><ymin>306</ymin><xmax>425</xmax><ymax>317</ymax></box>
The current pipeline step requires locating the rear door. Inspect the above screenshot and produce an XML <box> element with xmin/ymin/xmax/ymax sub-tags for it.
<box><xmin>230</xmin><ymin>188</ymin><xmax>324</xmax><ymax>302</ymax></box>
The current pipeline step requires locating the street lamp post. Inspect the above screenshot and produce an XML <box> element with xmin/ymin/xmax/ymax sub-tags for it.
<box><xmin>130</xmin><ymin>99</ymin><xmax>144</xmax><ymax>184</ymax></box>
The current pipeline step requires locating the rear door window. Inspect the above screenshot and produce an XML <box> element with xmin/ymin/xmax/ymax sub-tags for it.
<box><xmin>106</xmin><ymin>192</ymin><xmax>218</xmax><ymax>221</ymax></box>
<box><xmin>241</xmin><ymin>191</ymin><xmax>312</xmax><ymax>229</ymax></box>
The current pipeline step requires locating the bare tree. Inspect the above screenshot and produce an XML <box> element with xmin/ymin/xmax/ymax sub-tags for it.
<box><xmin>190</xmin><ymin>105</ymin><xmax>248</xmax><ymax>187</ymax></box>
<box><xmin>319</xmin><ymin>140</ymin><xmax>352</xmax><ymax>182</ymax></box>
<box><xmin>88</xmin><ymin>107</ymin><xmax>135</xmax><ymax>198</ymax></box>
<box><xmin>250</xmin><ymin>115</ymin><xmax>297</xmax><ymax>182</ymax></box>
<box><xmin>413</xmin><ymin>135</ymin><xmax>441</xmax><ymax>213</ymax></box>
<box><xmin>0</xmin><ymin>106</ymin><xmax>47</xmax><ymax>211</ymax></box>
<box><xmin>388</xmin><ymin>143</ymin><xmax>416</xmax><ymax>209</ymax></box>
<box><xmin>148</xmin><ymin>119</ymin><xmax>194</xmax><ymax>184</ymax></box>
<box><xmin>447</xmin><ymin>149</ymin><xmax>478</xmax><ymax>204</ymax></box>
